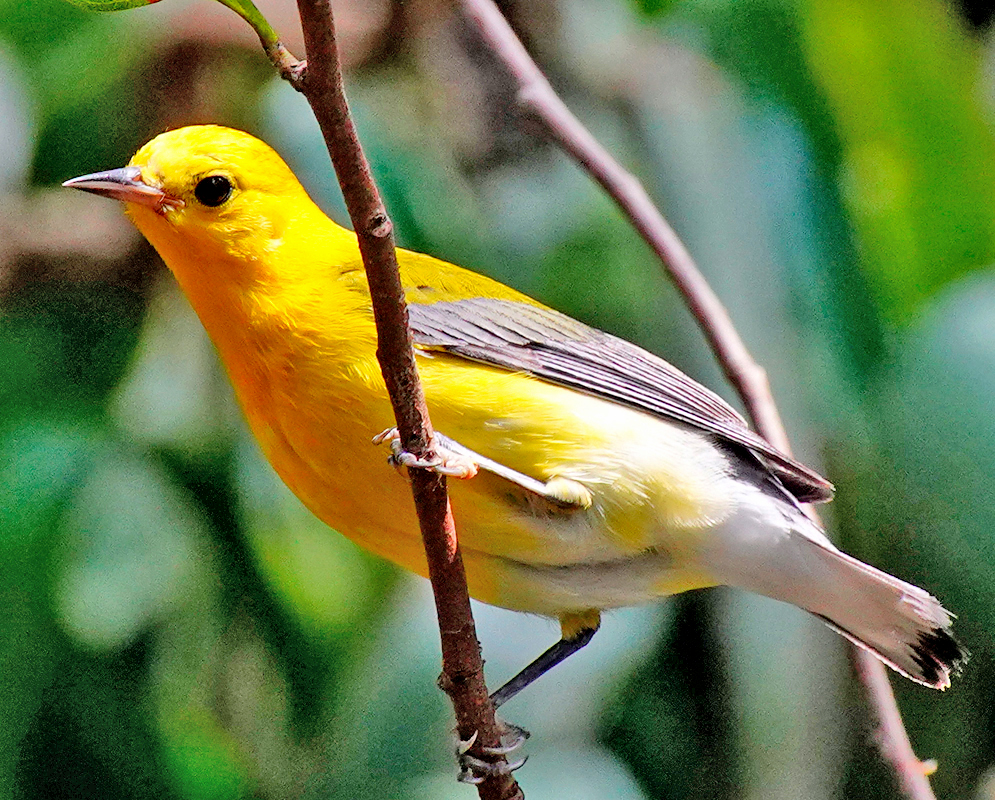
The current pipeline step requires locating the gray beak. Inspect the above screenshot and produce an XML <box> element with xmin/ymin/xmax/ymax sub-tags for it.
<box><xmin>63</xmin><ymin>166</ymin><xmax>182</xmax><ymax>212</ymax></box>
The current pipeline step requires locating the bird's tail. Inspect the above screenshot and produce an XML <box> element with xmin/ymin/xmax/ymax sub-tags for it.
<box><xmin>705</xmin><ymin>513</ymin><xmax>965</xmax><ymax>689</ymax></box>
<box><xmin>801</xmin><ymin>544</ymin><xmax>963</xmax><ymax>688</ymax></box>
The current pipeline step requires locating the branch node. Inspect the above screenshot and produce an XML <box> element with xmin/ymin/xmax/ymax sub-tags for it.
<box><xmin>265</xmin><ymin>41</ymin><xmax>306</xmax><ymax>88</ymax></box>
<box><xmin>285</xmin><ymin>59</ymin><xmax>308</xmax><ymax>87</ymax></box>
<box><xmin>368</xmin><ymin>211</ymin><xmax>393</xmax><ymax>239</ymax></box>
<box><xmin>438</xmin><ymin>669</ymin><xmax>455</xmax><ymax>695</ymax></box>
<box><xmin>516</xmin><ymin>83</ymin><xmax>542</xmax><ymax>111</ymax></box>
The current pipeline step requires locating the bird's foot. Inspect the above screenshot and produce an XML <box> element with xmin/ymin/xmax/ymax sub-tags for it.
<box><xmin>455</xmin><ymin>721</ymin><xmax>530</xmax><ymax>784</ymax></box>
<box><xmin>372</xmin><ymin>428</ymin><xmax>478</xmax><ymax>478</ymax></box>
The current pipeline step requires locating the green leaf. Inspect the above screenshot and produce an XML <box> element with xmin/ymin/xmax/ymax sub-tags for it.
<box><xmin>60</xmin><ymin>0</ymin><xmax>282</xmax><ymax>61</ymax></box>
<box><xmin>213</xmin><ymin>0</ymin><xmax>281</xmax><ymax>51</ymax></box>
<box><xmin>629</xmin><ymin>0</ymin><xmax>677</xmax><ymax>18</ymax></box>
<box><xmin>63</xmin><ymin>0</ymin><xmax>155</xmax><ymax>11</ymax></box>
<box><xmin>158</xmin><ymin>705</ymin><xmax>251</xmax><ymax>800</ymax></box>
<box><xmin>798</xmin><ymin>0</ymin><xmax>995</xmax><ymax>324</ymax></box>
<box><xmin>0</xmin><ymin>286</ymin><xmax>144</xmax><ymax>418</ymax></box>
<box><xmin>0</xmin><ymin>422</ymin><xmax>100</xmax><ymax>798</ymax></box>
<box><xmin>56</xmin><ymin>446</ymin><xmax>206</xmax><ymax>651</ymax></box>
<box><xmin>112</xmin><ymin>282</ymin><xmax>239</xmax><ymax>454</ymax></box>
<box><xmin>234</xmin><ymin>433</ymin><xmax>396</xmax><ymax>641</ymax></box>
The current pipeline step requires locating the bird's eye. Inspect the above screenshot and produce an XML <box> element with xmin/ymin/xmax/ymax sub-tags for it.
<box><xmin>194</xmin><ymin>175</ymin><xmax>233</xmax><ymax>207</ymax></box>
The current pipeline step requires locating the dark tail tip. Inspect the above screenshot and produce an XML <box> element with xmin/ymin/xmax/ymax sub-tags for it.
<box><xmin>913</xmin><ymin>627</ymin><xmax>969</xmax><ymax>690</ymax></box>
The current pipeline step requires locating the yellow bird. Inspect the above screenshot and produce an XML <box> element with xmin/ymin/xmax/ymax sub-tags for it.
<box><xmin>65</xmin><ymin>125</ymin><xmax>963</xmax><ymax>704</ymax></box>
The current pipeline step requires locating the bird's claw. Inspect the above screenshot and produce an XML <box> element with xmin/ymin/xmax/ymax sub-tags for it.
<box><xmin>480</xmin><ymin>721</ymin><xmax>530</xmax><ymax>755</ymax></box>
<box><xmin>372</xmin><ymin>428</ymin><xmax>478</xmax><ymax>478</ymax></box>
<box><xmin>457</xmin><ymin>754</ymin><xmax>528</xmax><ymax>784</ymax></box>
<box><xmin>456</xmin><ymin>730</ymin><xmax>478</xmax><ymax>755</ymax></box>
<box><xmin>454</xmin><ymin>721</ymin><xmax>530</xmax><ymax>784</ymax></box>
<box><xmin>457</xmin><ymin>770</ymin><xmax>486</xmax><ymax>786</ymax></box>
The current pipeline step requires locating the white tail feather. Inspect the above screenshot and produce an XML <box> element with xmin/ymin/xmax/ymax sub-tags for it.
<box><xmin>704</xmin><ymin>499</ymin><xmax>964</xmax><ymax>689</ymax></box>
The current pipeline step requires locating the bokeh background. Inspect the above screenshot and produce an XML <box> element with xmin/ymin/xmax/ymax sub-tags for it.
<box><xmin>3</xmin><ymin>0</ymin><xmax>995</xmax><ymax>797</ymax></box>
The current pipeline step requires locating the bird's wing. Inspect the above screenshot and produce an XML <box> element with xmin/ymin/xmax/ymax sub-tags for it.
<box><xmin>407</xmin><ymin>297</ymin><xmax>833</xmax><ymax>504</ymax></box>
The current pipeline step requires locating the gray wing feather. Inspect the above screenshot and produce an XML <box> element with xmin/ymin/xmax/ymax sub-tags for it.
<box><xmin>408</xmin><ymin>297</ymin><xmax>833</xmax><ymax>504</ymax></box>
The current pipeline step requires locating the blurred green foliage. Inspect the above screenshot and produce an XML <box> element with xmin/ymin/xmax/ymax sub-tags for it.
<box><xmin>3</xmin><ymin>0</ymin><xmax>995</xmax><ymax>798</ymax></box>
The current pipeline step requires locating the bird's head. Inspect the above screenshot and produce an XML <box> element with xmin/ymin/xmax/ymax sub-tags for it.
<box><xmin>64</xmin><ymin>125</ymin><xmax>330</xmax><ymax>281</ymax></box>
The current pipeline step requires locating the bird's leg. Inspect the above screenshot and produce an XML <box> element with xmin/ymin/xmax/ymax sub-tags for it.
<box><xmin>490</xmin><ymin>611</ymin><xmax>601</xmax><ymax>709</ymax></box>
<box><xmin>454</xmin><ymin>612</ymin><xmax>600</xmax><ymax>782</ymax></box>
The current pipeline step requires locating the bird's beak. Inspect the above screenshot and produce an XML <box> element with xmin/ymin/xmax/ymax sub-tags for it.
<box><xmin>62</xmin><ymin>166</ymin><xmax>184</xmax><ymax>213</ymax></box>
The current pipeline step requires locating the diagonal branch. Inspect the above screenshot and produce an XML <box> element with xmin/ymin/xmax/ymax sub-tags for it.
<box><xmin>460</xmin><ymin>0</ymin><xmax>786</xmax><ymax>447</ymax></box>
<box><xmin>287</xmin><ymin>2</ymin><xmax>521</xmax><ymax>798</ymax></box>
<box><xmin>459</xmin><ymin>1</ymin><xmax>938</xmax><ymax>798</ymax></box>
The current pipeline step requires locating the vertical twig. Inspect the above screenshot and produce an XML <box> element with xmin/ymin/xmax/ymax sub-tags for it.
<box><xmin>459</xmin><ymin>1</ymin><xmax>938</xmax><ymax>798</ymax></box>
<box><xmin>287</xmin><ymin>2</ymin><xmax>521</xmax><ymax>797</ymax></box>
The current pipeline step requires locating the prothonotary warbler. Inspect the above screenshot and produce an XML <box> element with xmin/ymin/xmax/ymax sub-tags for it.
<box><xmin>64</xmin><ymin>125</ymin><xmax>964</xmax><ymax>707</ymax></box>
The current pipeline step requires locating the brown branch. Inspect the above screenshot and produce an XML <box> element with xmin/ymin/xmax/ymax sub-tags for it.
<box><xmin>852</xmin><ymin>647</ymin><xmax>940</xmax><ymax>799</ymax></box>
<box><xmin>459</xmin><ymin>0</ymin><xmax>785</xmax><ymax>446</ymax></box>
<box><xmin>289</xmin><ymin>2</ymin><xmax>521</xmax><ymax>798</ymax></box>
<box><xmin>264</xmin><ymin>40</ymin><xmax>306</xmax><ymax>84</ymax></box>
<box><xmin>459</xmin><ymin>1</ymin><xmax>937</xmax><ymax>798</ymax></box>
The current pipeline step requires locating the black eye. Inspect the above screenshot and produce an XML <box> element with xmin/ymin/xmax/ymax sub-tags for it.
<box><xmin>194</xmin><ymin>175</ymin><xmax>233</xmax><ymax>207</ymax></box>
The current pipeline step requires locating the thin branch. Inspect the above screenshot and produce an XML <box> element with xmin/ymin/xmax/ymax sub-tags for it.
<box><xmin>459</xmin><ymin>0</ymin><xmax>785</xmax><ymax>446</ymax></box>
<box><xmin>212</xmin><ymin>0</ymin><xmax>306</xmax><ymax>81</ymax></box>
<box><xmin>852</xmin><ymin>646</ymin><xmax>940</xmax><ymax>799</ymax></box>
<box><xmin>459</xmin><ymin>1</ymin><xmax>937</xmax><ymax>798</ymax></box>
<box><xmin>289</xmin><ymin>2</ymin><xmax>521</xmax><ymax>798</ymax></box>
<box><xmin>263</xmin><ymin>39</ymin><xmax>305</xmax><ymax>83</ymax></box>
